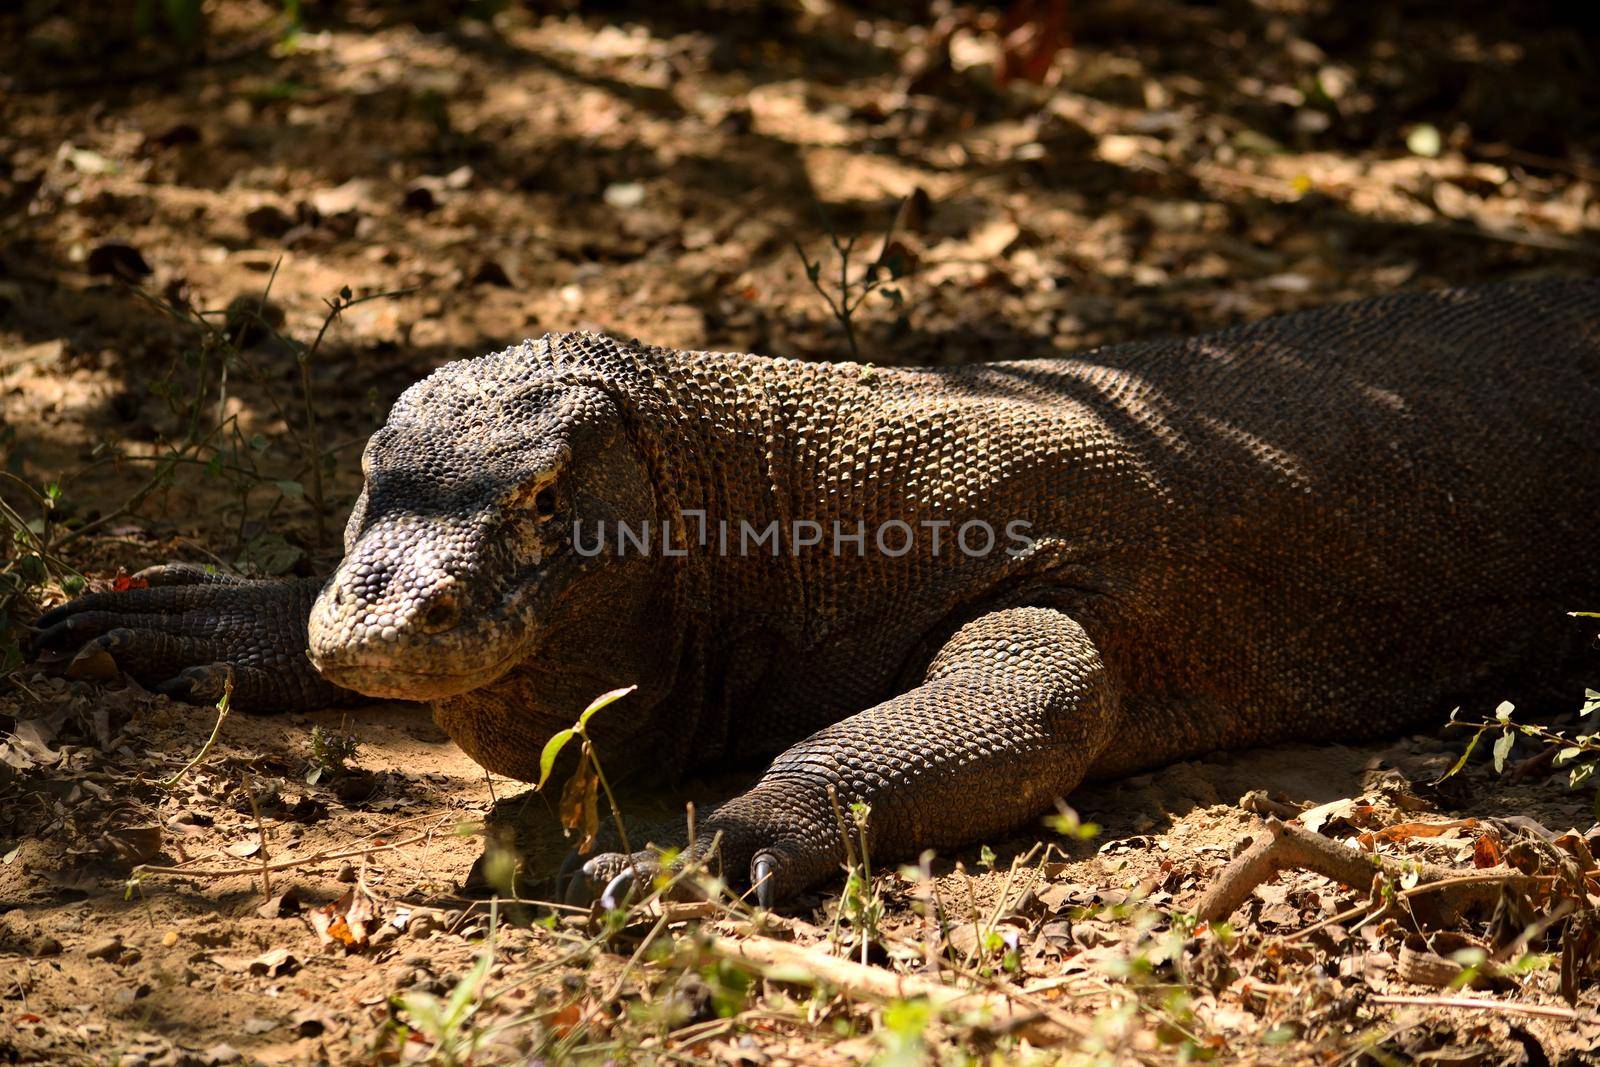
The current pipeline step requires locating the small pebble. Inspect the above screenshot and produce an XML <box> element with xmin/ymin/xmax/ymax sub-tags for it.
<box><xmin>162</xmin><ymin>930</ymin><xmax>180</xmax><ymax>948</ymax></box>
<box><xmin>202</xmin><ymin>1043</ymin><xmax>242</xmax><ymax>1066</ymax></box>
<box><xmin>86</xmin><ymin>935</ymin><xmax>123</xmax><ymax>960</ymax></box>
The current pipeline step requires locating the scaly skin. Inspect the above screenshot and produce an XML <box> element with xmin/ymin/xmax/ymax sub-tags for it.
<box><xmin>36</xmin><ymin>279</ymin><xmax>1600</xmax><ymax>906</ymax></box>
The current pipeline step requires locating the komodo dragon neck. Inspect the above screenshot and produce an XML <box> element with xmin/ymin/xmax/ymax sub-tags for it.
<box><xmin>529</xmin><ymin>335</ymin><xmax>1166</xmax><ymax>771</ymax></box>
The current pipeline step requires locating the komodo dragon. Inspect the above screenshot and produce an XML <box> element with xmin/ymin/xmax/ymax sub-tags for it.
<box><xmin>34</xmin><ymin>278</ymin><xmax>1600</xmax><ymax>906</ymax></box>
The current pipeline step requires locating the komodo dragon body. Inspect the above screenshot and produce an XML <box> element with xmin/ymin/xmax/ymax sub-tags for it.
<box><xmin>37</xmin><ymin>278</ymin><xmax>1600</xmax><ymax>905</ymax></box>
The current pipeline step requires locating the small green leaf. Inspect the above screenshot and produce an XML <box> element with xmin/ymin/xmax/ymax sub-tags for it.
<box><xmin>536</xmin><ymin>728</ymin><xmax>576</xmax><ymax>790</ymax></box>
<box><xmin>398</xmin><ymin>991</ymin><xmax>445</xmax><ymax>1039</ymax></box>
<box><xmin>1492</xmin><ymin>730</ymin><xmax>1515</xmax><ymax>774</ymax></box>
<box><xmin>1439</xmin><ymin>729</ymin><xmax>1482</xmax><ymax>781</ymax></box>
<box><xmin>1406</xmin><ymin>124</ymin><xmax>1442</xmax><ymax>158</ymax></box>
<box><xmin>1556</xmin><ymin>746</ymin><xmax>1583</xmax><ymax>765</ymax></box>
<box><xmin>1263</xmin><ymin>1025</ymin><xmax>1296</xmax><ymax>1046</ymax></box>
<box><xmin>577</xmin><ymin>684</ymin><xmax>637</xmax><ymax>730</ymax></box>
<box><xmin>275</xmin><ymin>479</ymin><xmax>305</xmax><ymax>499</ymax></box>
<box><xmin>1494</xmin><ymin>701</ymin><xmax>1515</xmax><ymax>722</ymax></box>
<box><xmin>442</xmin><ymin>943</ymin><xmax>493</xmax><ymax>1031</ymax></box>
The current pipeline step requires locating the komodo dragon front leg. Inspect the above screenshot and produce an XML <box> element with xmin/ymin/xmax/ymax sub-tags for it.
<box><xmin>576</xmin><ymin>606</ymin><xmax>1119</xmax><ymax>908</ymax></box>
<box><xmin>32</xmin><ymin>564</ymin><xmax>352</xmax><ymax>712</ymax></box>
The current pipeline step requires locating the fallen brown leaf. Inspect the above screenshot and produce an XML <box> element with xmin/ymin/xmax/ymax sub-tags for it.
<box><xmin>101</xmin><ymin>826</ymin><xmax>163</xmax><ymax>866</ymax></box>
<box><xmin>559</xmin><ymin>745</ymin><xmax>601</xmax><ymax>854</ymax></box>
<box><xmin>310</xmin><ymin>879</ymin><xmax>382</xmax><ymax>951</ymax></box>
<box><xmin>1359</xmin><ymin>819</ymin><xmax>1479</xmax><ymax>849</ymax></box>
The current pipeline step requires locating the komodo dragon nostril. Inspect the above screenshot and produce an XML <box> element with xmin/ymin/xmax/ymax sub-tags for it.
<box><xmin>420</xmin><ymin>592</ymin><xmax>461</xmax><ymax>634</ymax></box>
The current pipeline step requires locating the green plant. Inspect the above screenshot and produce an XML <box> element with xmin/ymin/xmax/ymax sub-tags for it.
<box><xmin>536</xmin><ymin>685</ymin><xmax>638</xmax><ymax>859</ymax></box>
<box><xmin>1441</xmin><ymin>690</ymin><xmax>1600</xmax><ymax>819</ymax></box>
<box><xmin>307</xmin><ymin>721</ymin><xmax>360</xmax><ymax>784</ymax></box>
<box><xmin>1044</xmin><ymin>801</ymin><xmax>1101</xmax><ymax>843</ymax></box>
<box><xmin>794</xmin><ymin>200</ymin><xmax>913</xmax><ymax>360</ymax></box>
<box><xmin>870</xmin><ymin>996</ymin><xmax>933</xmax><ymax>1067</ymax></box>
<box><xmin>391</xmin><ymin>909</ymin><xmax>497</xmax><ymax>1065</ymax></box>
<box><xmin>161</xmin><ymin>671</ymin><xmax>234</xmax><ymax>787</ymax></box>
<box><xmin>0</xmin><ymin>274</ymin><xmax>412</xmax><ymax>707</ymax></box>
<box><xmin>826</xmin><ymin>791</ymin><xmax>886</xmax><ymax>964</ymax></box>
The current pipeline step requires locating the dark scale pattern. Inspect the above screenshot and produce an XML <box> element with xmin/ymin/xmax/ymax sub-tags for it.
<box><xmin>36</xmin><ymin>279</ymin><xmax>1600</xmax><ymax>903</ymax></box>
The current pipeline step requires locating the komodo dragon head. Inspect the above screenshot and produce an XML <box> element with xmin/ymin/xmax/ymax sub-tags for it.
<box><xmin>305</xmin><ymin>338</ymin><xmax>674</xmax><ymax>773</ymax></box>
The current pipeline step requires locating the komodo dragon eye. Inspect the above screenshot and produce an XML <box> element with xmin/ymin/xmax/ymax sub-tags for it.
<box><xmin>508</xmin><ymin>473</ymin><xmax>560</xmax><ymax>520</ymax></box>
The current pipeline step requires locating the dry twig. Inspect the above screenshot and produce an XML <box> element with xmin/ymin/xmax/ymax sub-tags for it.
<box><xmin>1195</xmin><ymin>816</ymin><xmax>1544</xmax><ymax>923</ymax></box>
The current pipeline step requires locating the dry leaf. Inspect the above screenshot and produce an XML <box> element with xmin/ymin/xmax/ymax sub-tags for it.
<box><xmin>258</xmin><ymin>888</ymin><xmax>301</xmax><ymax>919</ymax></box>
<box><xmin>109</xmin><ymin>571</ymin><xmax>150</xmax><ymax>592</ymax></box>
<box><xmin>559</xmin><ymin>744</ymin><xmax>601</xmax><ymax>854</ymax></box>
<box><xmin>1358</xmin><ymin>818</ymin><xmax>1478</xmax><ymax>849</ymax></box>
<box><xmin>310</xmin><ymin>880</ymin><xmax>382</xmax><ymax>951</ymax></box>
<box><xmin>64</xmin><ymin>644</ymin><xmax>120</xmax><ymax>681</ymax></box>
<box><xmin>85</xmin><ymin>242</ymin><xmax>152</xmax><ymax>281</ymax></box>
<box><xmin>1471</xmin><ymin>833</ymin><xmax>1503</xmax><ymax>868</ymax></box>
<box><xmin>250</xmin><ymin>947</ymin><xmax>299</xmax><ymax>977</ymax></box>
<box><xmin>101</xmin><ymin>826</ymin><xmax>163</xmax><ymax>866</ymax></box>
<box><xmin>1</xmin><ymin>712</ymin><xmax>68</xmax><ymax>770</ymax></box>
<box><xmin>1553</xmin><ymin>831</ymin><xmax>1597</xmax><ymax>873</ymax></box>
<box><xmin>1298</xmin><ymin>797</ymin><xmax>1374</xmax><ymax>833</ymax></box>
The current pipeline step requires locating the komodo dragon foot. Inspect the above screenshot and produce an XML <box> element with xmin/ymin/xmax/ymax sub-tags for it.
<box><xmin>565</xmin><ymin>606</ymin><xmax>1119</xmax><ymax>910</ymax></box>
<box><xmin>32</xmin><ymin>563</ymin><xmax>353</xmax><ymax>713</ymax></box>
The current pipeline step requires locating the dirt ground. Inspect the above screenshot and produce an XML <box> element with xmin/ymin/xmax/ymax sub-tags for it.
<box><xmin>3</xmin><ymin>1</ymin><xmax>1599</xmax><ymax>1063</ymax></box>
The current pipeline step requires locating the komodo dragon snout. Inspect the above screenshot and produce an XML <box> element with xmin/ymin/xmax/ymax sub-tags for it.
<box><xmin>307</xmin><ymin>367</ymin><xmax>660</xmax><ymax>703</ymax></box>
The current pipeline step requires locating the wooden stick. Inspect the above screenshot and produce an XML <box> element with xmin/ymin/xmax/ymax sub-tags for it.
<box><xmin>1194</xmin><ymin>816</ymin><xmax>1544</xmax><ymax>923</ymax></box>
<box><xmin>702</xmin><ymin>934</ymin><xmax>1086</xmax><ymax>1045</ymax></box>
<box><xmin>135</xmin><ymin>823</ymin><xmax>443</xmax><ymax>879</ymax></box>
<box><xmin>1279</xmin><ymin>869</ymin><xmax>1568</xmax><ymax>945</ymax></box>
<box><xmin>1371</xmin><ymin>994</ymin><xmax>1586</xmax><ymax>1022</ymax></box>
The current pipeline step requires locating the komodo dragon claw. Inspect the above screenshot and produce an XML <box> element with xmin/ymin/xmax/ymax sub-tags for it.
<box><xmin>568</xmin><ymin>848</ymin><xmax>779</xmax><ymax>911</ymax></box>
<box><xmin>33</xmin><ymin>565</ymin><xmax>354</xmax><ymax>713</ymax></box>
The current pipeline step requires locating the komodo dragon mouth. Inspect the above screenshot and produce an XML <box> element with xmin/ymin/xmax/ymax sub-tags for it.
<box><xmin>305</xmin><ymin>541</ymin><xmax>589</xmax><ymax>703</ymax></box>
<box><xmin>308</xmin><ymin>644</ymin><xmax>526</xmax><ymax>701</ymax></box>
